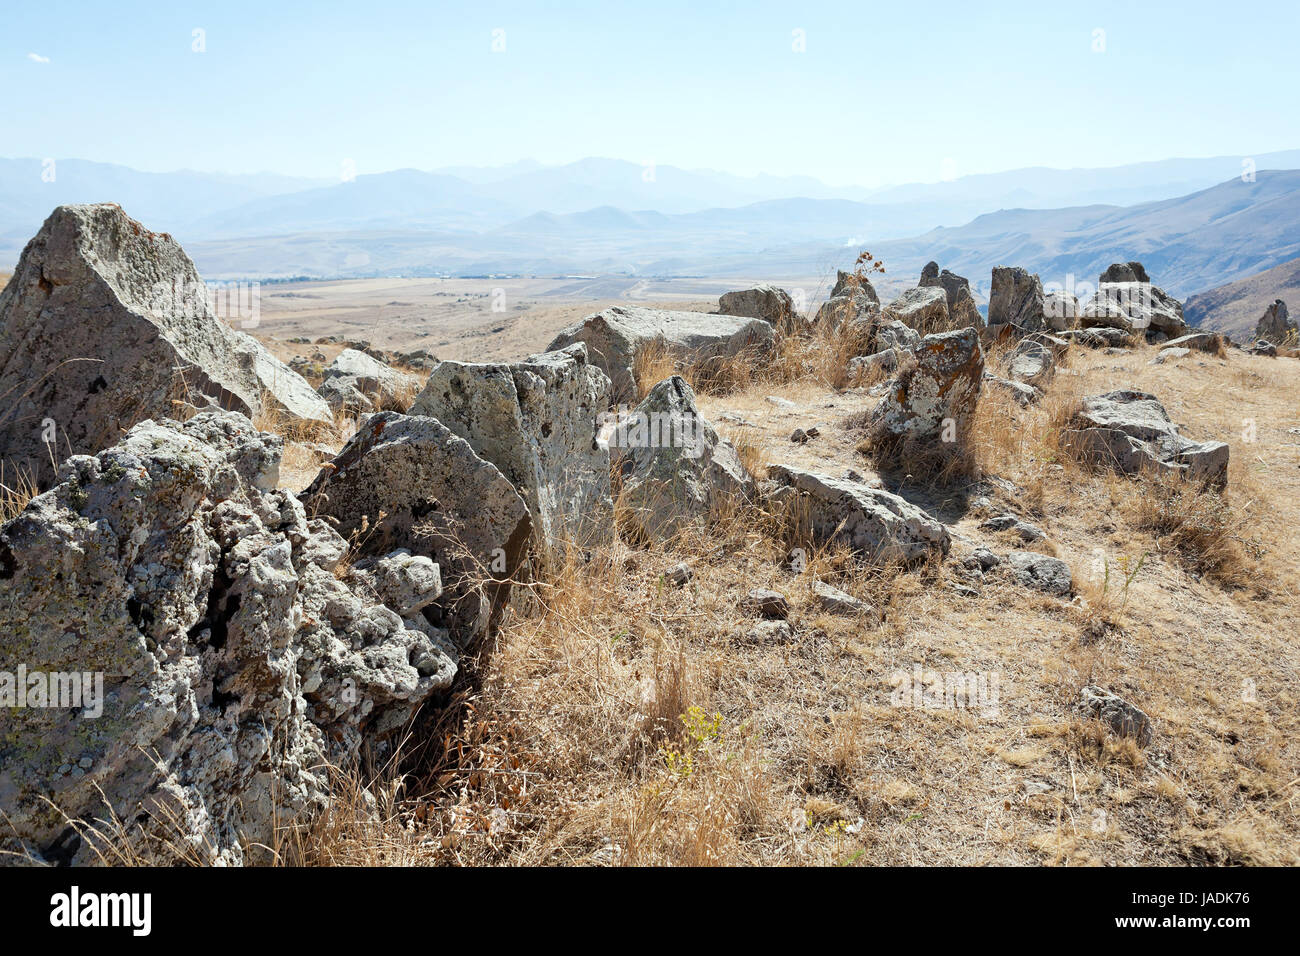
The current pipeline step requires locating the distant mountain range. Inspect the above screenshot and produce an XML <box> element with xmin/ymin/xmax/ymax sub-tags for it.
<box><xmin>1185</xmin><ymin>256</ymin><xmax>1300</xmax><ymax>337</ymax></box>
<box><xmin>2</xmin><ymin>152</ymin><xmax>1299</xmax><ymax>306</ymax></box>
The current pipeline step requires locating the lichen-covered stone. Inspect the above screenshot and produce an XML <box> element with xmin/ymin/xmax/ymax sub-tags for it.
<box><xmin>0</xmin><ymin>410</ymin><xmax>452</xmax><ymax>866</ymax></box>
<box><xmin>0</xmin><ymin>204</ymin><xmax>329</xmax><ymax>485</ymax></box>
<box><xmin>410</xmin><ymin>343</ymin><xmax>614</xmax><ymax>554</ymax></box>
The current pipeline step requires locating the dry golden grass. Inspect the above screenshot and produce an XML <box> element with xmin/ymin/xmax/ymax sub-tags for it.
<box><xmin>265</xmin><ymin>332</ymin><xmax>1300</xmax><ymax>868</ymax></box>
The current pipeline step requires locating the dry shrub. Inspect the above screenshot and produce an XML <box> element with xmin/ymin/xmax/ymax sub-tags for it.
<box><xmin>0</xmin><ymin>464</ymin><xmax>38</xmax><ymax>523</ymax></box>
<box><xmin>1124</xmin><ymin>474</ymin><xmax>1262</xmax><ymax>587</ymax></box>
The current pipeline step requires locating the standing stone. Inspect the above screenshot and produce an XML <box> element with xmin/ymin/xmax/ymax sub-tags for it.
<box><xmin>919</xmin><ymin>263</ymin><xmax>982</xmax><ymax>328</ymax></box>
<box><xmin>0</xmin><ymin>410</ymin><xmax>454</xmax><ymax>865</ymax></box>
<box><xmin>883</xmin><ymin>286</ymin><xmax>951</xmax><ymax>335</ymax></box>
<box><xmin>410</xmin><ymin>343</ymin><xmax>614</xmax><ymax>555</ymax></box>
<box><xmin>0</xmin><ymin>204</ymin><xmax>330</xmax><ymax>485</ymax></box>
<box><xmin>605</xmin><ymin>375</ymin><xmax>754</xmax><ymax>539</ymax></box>
<box><xmin>831</xmin><ymin>270</ymin><xmax>880</xmax><ymax>302</ymax></box>
<box><xmin>547</xmin><ymin>305</ymin><xmax>774</xmax><ymax>404</ymax></box>
<box><xmin>988</xmin><ymin>266</ymin><xmax>1046</xmax><ymax>332</ymax></box>
<box><xmin>718</xmin><ymin>284</ymin><xmax>796</xmax><ymax>330</ymax></box>
<box><xmin>1255</xmin><ymin>299</ymin><xmax>1295</xmax><ymax>344</ymax></box>
<box><xmin>869</xmin><ymin>328</ymin><xmax>984</xmax><ymax>441</ymax></box>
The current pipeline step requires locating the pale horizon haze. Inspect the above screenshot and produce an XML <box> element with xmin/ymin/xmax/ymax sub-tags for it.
<box><xmin>3</xmin><ymin>0</ymin><xmax>1298</xmax><ymax>187</ymax></box>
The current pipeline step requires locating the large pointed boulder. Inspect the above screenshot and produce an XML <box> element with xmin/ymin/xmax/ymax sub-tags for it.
<box><xmin>604</xmin><ymin>375</ymin><xmax>755</xmax><ymax>538</ymax></box>
<box><xmin>0</xmin><ymin>204</ymin><xmax>330</xmax><ymax>484</ymax></box>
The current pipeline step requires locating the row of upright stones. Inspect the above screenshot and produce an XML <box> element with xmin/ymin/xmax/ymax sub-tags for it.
<box><xmin>0</xmin><ymin>204</ymin><xmax>1227</xmax><ymax>863</ymax></box>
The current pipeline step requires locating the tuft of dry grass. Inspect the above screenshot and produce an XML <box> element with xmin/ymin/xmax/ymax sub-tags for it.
<box><xmin>1124</xmin><ymin>474</ymin><xmax>1262</xmax><ymax>587</ymax></box>
<box><xmin>0</xmin><ymin>464</ymin><xmax>39</xmax><ymax>523</ymax></box>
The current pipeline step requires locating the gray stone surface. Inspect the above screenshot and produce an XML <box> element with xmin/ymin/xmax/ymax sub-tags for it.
<box><xmin>718</xmin><ymin>284</ymin><xmax>795</xmax><ymax>330</ymax></box>
<box><xmin>1067</xmin><ymin>390</ymin><xmax>1230</xmax><ymax>486</ymax></box>
<box><xmin>1079</xmin><ymin>685</ymin><xmax>1153</xmax><ymax>747</ymax></box>
<box><xmin>301</xmin><ymin>412</ymin><xmax>532</xmax><ymax>642</ymax></box>
<box><xmin>0</xmin><ymin>410</ymin><xmax>454</xmax><ymax>865</ymax></box>
<box><xmin>547</xmin><ymin>305</ymin><xmax>775</xmax><ymax>403</ymax></box>
<box><xmin>988</xmin><ymin>266</ymin><xmax>1046</xmax><ymax>332</ymax></box>
<box><xmin>410</xmin><ymin>343</ymin><xmax>614</xmax><ymax>555</ymax></box>
<box><xmin>883</xmin><ymin>286</ymin><xmax>951</xmax><ymax>334</ymax></box>
<box><xmin>869</xmin><ymin>328</ymin><xmax>984</xmax><ymax>441</ymax></box>
<box><xmin>810</xmin><ymin>580</ymin><xmax>880</xmax><ymax>622</ymax></box>
<box><xmin>768</xmin><ymin>464</ymin><xmax>950</xmax><ymax>564</ymax></box>
<box><xmin>606</xmin><ymin>375</ymin><xmax>755</xmax><ymax>538</ymax></box>
<box><xmin>318</xmin><ymin>348</ymin><xmax>419</xmax><ymax>413</ymax></box>
<box><xmin>0</xmin><ymin>204</ymin><xmax>330</xmax><ymax>485</ymax></box>
<box><xmin>919</xmin><ymin>264</ymin><xmax>981</xmax><ymax>328</ymax></box>
<box><xmin>1255</xmin><ymin>299</ymin><xmax>1294</xmax><ymax>345</ymax></box>
<box><xmin>1007</xmin><ymin>551</ymin><xmax>1073</xmax><ymax>595</ymax></box>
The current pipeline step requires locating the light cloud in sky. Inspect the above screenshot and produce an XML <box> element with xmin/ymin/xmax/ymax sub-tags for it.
<box><xmin>27</xmin><ymin>52</ymin><xmax>50</xmax><ymax>63</ymax></box>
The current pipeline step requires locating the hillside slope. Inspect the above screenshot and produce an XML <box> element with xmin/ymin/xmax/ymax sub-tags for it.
<box><xmin>1185</xmin><ymin>257</ymin><xmax>1300</xmax><ymax>337</ymax></box>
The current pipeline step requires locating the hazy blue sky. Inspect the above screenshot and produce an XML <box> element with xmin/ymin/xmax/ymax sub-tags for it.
<box><xmin>4</xmin><ymin>0</ymin><xmax>1297</xmax><ymax>186</ymax></box>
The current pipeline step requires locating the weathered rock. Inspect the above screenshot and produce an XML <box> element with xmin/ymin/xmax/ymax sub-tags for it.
<box><xmin>768</xmin><ymin>464</ymin><xmax>950</xmax><ymax>564</ymax></box>
<box><xmin>317</xmin><ymin>376</ymin><xmax>376</xmax><ymax>414</ymax></box>
<box><xmin>605</xmin><ymin>375</ymin><xmax>754</xmax><ymax>538</ymax></box>
<box><xmin>1247</xmin><ymin>340</ymin><xmax>1278</xmax><ymax>357</ymax></box>
<box><xmin>988</xmin><ymin>267</ymin><xmax>1046</xmax><ymax>332</ymax></box>
<box><xmin>352</xmin><ymin>548</ymin><xmax>443</xmax><ymax>617</ymax></box>
<box><xmin>1067</xmin><ymin>390</ymin><xmax>1230</xmax><ymax>486</ymax></box>
<box><xmin>1255</xmin><ymin>299</ymin><xmax>1295</xmax><ymax>345</ymax></box>
<box><xmin>848</xmin><ymin>350</ymin><xmax>898</xmax><ymax>379</ymax></box>
<box><xmin>982</xmin><ymin>514</ymin><xmax>1045</xmax><ymax>542</ymax></box>
<box><xmin>1081</xmin><ymin>263</ymin><xmax>1187</xmax><ymax>338</ymax></box>
<box><xmin>1003</xmin><ymin>338</ymin><xmax>1054</xmax><ymax>388</ymax></box>
<box><xmin>302</xmin><ymin>412</ymin><xmax>532</xmax><ymax>642</ymax></box>
<box><xmin>883</xmin><ymin>286</ymin><xmax>951</xmax><ymax>335</ymax></box>
<box><xmin>1061</xmin><ymin>326</ymin><xmax>1132</xmax><ymax>348</ymax></box>
<box><xmin>1160</xmin><ymin>332</ymin><xmax>1221</xmax><ymax>353</ymax></box>
<box><xmin>1150</xmin><ymin>347</ymin><xmax>1190</xmax><ymax>365</ymax></box>
<box><xmin>547</xmin><ymin>305</ymin><xmax>774</xmax><ymax>403</ymax></box>
<box><xmin>1100</xmin><ymin>262</ymin><xmax>1150</xmax><ymax>284</ymax></box>
<box><xmin>410</xmin><ymin>343</ymin><xmax>614</xmax><ymax>555</ymax></box>
<box><xmin>745</xmin><ymin>620</ymin><xmax>793</xmax><ymax>643</ymax></box>
<box><xmin>742</xmin><ymin>588</ymin><xmax>791</xmax><ymax>619</ymax></box>
<box><xmin>1007</xmin><ymin>551</ymin><xmax>1073</xmax><ymax>595</ymax></box>
<box><xmin>983</xmin><ymin>373</ymin><xmax>1042</xmax><ymax>406</ymax></box>
<box><xmin>718</xmin><ymin>284</ymin><xmax>795</xmax><ymax>330</ymax></box>
<box><xmin>919</xmin><ymin>264</ymin><xmax>982</xmax><ymax>328</ymax></box>
<box><xmin>0</xmin><ymin>409</ymin><xmax>455</xmax><ymax>866</ymax></box>
<box><xmin>1043</xmin><ymin>291</ymin><xmax>1078</xmax><ymax>331</ymax></box>
<box><xmin>810</xmin><ymin>580</ymin><xmax>880</xmax><ymax>622</ymax></box>
<box><xmin>874</xmin><ymin>318</ymin><xmax>923</xmax><ymax>352</ymax></box>
<box><xmin>0</xmin><ymin>204</ymin><xmax>330</xmax><ymax>485</ymax></box>
<box><xmin>1079</xmin><ymin>685</ymin><xmax>1153</xmax><ymax>747</ymax></box>
<box><xmin>869</xmin><ymin>328</ymin><xmax>984</xmax><ymax>441</ymax></box>
<box><xmin>816</xmin><ymin>290</ymin><xmax>880</xmax><ymax>334</ymax></box>
<box><xmin>963</xmin><ymin>547</ymin><xmax>1001</xmax><ymax>572</ymax></box>
<box><xmin>318</xmin><ymin>349</ymin><xmax>419</xmax><ymax>413</ymax></box>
